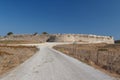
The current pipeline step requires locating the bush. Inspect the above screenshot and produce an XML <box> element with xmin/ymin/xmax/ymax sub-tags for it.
<box><xmin>7</xmin><ymin>32</ymin><xmax>13</xmax><ymax>36</ymax></box>
<box><xmin>42</xmin><ymin>32</ymin><xmax>48</xmax><ymax>34</ymax></box>
<box><xmin>115</xmin><ymin>40</ymin><xmax>120</xmax><ymax>44</ymax></box>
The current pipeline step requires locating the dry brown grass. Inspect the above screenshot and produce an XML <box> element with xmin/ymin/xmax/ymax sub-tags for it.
<box><xmin>54</xmin><ymin>43</ymin><xmax>120</xmax><ymax>78</ymax></box>
<box><xmin>0</xmin><ymin>45</ymin><xmax>38</xmax><ymax>75</ymax></box>
<box><xmin>0</xmin><ymin>40</ymin><xmax>41</xmax><ymax>44</ymax></box>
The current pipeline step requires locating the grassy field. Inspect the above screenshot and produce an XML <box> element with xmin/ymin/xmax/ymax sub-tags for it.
<box><xmin>54</xmin><ymin>43</ymin><xmax>120</xmax><ymax>78</ymax></box>
<box><xmin>0</xmin><ymin>45</ymin><xmax>38</xmax><ymax>75</ymax></box>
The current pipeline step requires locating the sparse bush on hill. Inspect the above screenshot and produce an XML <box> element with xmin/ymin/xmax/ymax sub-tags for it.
<box><xmin>7</xmin><ymin>32</ymin><xmax>13</xmax><ymax>36</ymax></box>
<box><xmin>115</xmin><ymin>40</ymin><xmax>120</xmax><ymax>44</ymax></box>
<box><xmin>42</xmin><ymin>32</ymin><xmax>48</xmax><ymax>34</ymax></box>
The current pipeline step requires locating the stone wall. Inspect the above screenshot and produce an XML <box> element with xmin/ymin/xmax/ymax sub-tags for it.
<box><xmin>0</xmin><ymin>34</ymin><xmax>114</xmax><ymax>44</ymax></box>
<box><xmin>0</xmin><ymin>34</ymin><xmax>49</xmax><ymax>43</ymax></box>
<box><xmin>48</xmin><ymin>34</ymin><xmax>114</xmax><ymax>44</ymax></box>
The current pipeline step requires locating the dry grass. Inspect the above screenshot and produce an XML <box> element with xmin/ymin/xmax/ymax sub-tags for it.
<box><xmin>0</xmin><ymin>45</ymin><xmax>38</xmax><ymax>75</ymax></box>
<box><xmin>0</xmin><ymin>40</ymin><xmax>41</xmax><ymax>44</ymax></box>
<box><xmin>54</xmin><ymin>43</ymin><xmax>120</xmax><ymax>78</ymax></box>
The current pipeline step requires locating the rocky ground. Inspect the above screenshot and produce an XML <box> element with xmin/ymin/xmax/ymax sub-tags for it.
<box><xmin>54</xmin><ymin>43</ymin><xmax>120</xmax><ymax>78</ymax></box>
<box><xmin>0</xmin><ymin>44</ymin><xmax>38</xmax><ymax>75</ymax></box>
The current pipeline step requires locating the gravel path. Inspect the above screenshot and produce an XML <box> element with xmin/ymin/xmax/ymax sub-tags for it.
<box><xmin>0</xmin><ymin>43</ymin><xmax>117</xmax><ymax>80</ymax></box>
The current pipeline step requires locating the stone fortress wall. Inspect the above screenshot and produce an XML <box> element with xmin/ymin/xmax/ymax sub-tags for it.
<box><xmin>0</xmin><ymin>34</ymin><xmax>114</xmax><ymax>44</ymax></box>
<box><xmin>48</xmin><ymin>34</ymin><xmax>114</xmax><ymax>44</ymax></box>
<box><xmin>0</xmin><ymin>34</ymin><xmax>49</xmax><ymax>43</ymax></box>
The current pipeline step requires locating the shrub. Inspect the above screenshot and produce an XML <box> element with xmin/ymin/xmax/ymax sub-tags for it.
<box><xmin>7</xmin><ymin>32</ymin><xmax>13</xmax><ymax>36</ymax></box>
<box><xmin>42</xmin><ymin>32</ymin><xmax>48</xmax><ymax>34</ymax></box>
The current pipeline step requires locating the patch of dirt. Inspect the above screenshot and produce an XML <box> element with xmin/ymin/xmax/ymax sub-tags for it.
<box><xmin>54</xmin><ymin>43</ymin><xmax>120</xmax><ymax>78</ymax></box>
<box><xmin>0</xmin><ymin>45</ymin><xmax>38</xmax><ymax>75</ymax></box>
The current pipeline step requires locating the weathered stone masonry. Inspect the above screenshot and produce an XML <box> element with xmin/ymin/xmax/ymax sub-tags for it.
<box><xmin>48</xmin><ymin>34</ymin><xmax>114</xmax><ymax>44</ymax></box>
<box><xmin>0</xmin><ymin>34</ymin><xmax>114</xmax><ymax>44</ymax></box>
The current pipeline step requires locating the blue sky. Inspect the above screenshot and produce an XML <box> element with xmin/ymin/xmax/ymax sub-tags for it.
<box><xmin>0</xmin><ymin>0</ymin><xmax>120</xmax><ymax>39</ymax></box>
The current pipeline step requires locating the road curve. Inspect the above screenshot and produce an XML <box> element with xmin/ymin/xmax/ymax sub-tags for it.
<box><xmin>0</xmin><ymin>43</ymin><xmax>116</xmax><ymax>80</ymax></box>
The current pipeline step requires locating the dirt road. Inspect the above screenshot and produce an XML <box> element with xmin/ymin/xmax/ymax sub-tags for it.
<box><xmin>0</xmin><ymin>43</ymin><xmax>117</xmax><ymax>80</ymax></box>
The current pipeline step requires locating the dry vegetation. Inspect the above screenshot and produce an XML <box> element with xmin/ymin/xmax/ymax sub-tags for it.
<box><xmin>0</xmin><ymin>40</ymin><xmax>41</xmax><ymax>44</ymax></box>
<box><xmin>0</xmin><ymin>40</ymin><xmax>29</xmax><ymax>44</ymax></box>
<box><xmin>0</xmin><ymin>45</ymin><xmax>38</xmax><ymax>75</ymax></box>
<box><xmin>54</xmin><ymin>43</ymin><xmax>120</xmax><ymax>78</ymax></box>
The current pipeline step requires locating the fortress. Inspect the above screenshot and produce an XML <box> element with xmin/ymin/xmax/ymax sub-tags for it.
<box><xmin>47</xmin><ymin>34</ymin><xmax>114</xmax><ymax>44</ymax></box>
<box><xmin>0</xmin><ymin>34</ymin><xmax>114</xmax><ymax>44</ymax></box>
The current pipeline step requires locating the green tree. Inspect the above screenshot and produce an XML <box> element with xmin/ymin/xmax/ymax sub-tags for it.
<box><xmin>7</xmin><ymin>32</ymin><xmax>13</xmax><ymax>36</ymax></box>
<box><xmin>42</xmin><ymin>32</ymin><xmax>48</xmax><ymax>34</ymax></box>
